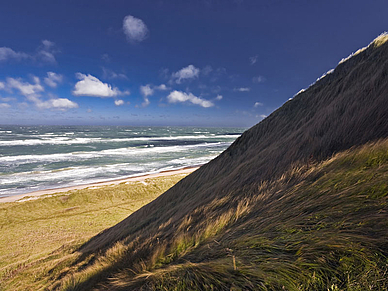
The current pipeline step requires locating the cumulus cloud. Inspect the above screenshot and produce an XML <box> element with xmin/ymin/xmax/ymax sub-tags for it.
<box><xmin>114</xmin><ymin>99</ymin><xmax>125</xmax><ymax>106</ymax></box>
<box><xmin>4</xmin><ymin>76</ymin><xmax>77</xmax><ymax>111</ymax></box>
<box><xmin>252</xmin><ymin>76</ymin><xmax>265</xmax><ymax>83</ymax></box>
<box><xmin>6</xmin><ymin>77</ymin><xmax>44</xmax><ymax>97</ymax></box>
<box><xmin>36</xmin><ymin>97</ymin><xmax>78</xmax><ymax>110</ymax></box>
<box><xmin>139</xmin><ymin>84</ymin><xmax>169</xmax><ymax>107</ymax></box>
<box><xmin>0</xmin><ymin>40</ymin><xmax>58</xmax><ymax>64</ymax></box>
<box><xmin>216</xmin><ymin>95</ymin><xmax>223</xmax><ymax>100</ymax></box>
<box><xmin>44</xmin><ymin>72</ymin><xmax>63</xmax><ymax>88</ymax></box>
<box><xmin>167</xmin><ymin>90</ymin><xmax>214</xmax><ymax>108</ymax></box>
<box><xmin>73</xmin><ymin>73</ymin><xmax>130</xmax><ymax>97</ymax></box>
<box><xmin>155</xmin><ymin>84</ymin><xmax>169</xmax><ymax>90</ymax></box>
<box><xmin>123</xmin><ymin>15</ymin><xmax>149</xmax><ymax>42</ymax></box>
<box><xmin>250</xmin><ymin>55</ymin><xmax>258</xmax><ymax>65</ymax></box>
<box><xmin>140</xmin><ymin>84</ymin><xmax>153</xmax><ymax>107</ymax></box>
<box><xmin>254</xmin><ymin>102</ymin><xmax>263</xmax><ymax>107</ymax></box>
<box><xmin>234</xmin><ymin>87</ymin><xmax>250</xmax><ymax>92</ymax></box>
<box><xmin>171</xmin><ymin>65</ymin><xmax>200</xmax><ymax>84</ymax></box>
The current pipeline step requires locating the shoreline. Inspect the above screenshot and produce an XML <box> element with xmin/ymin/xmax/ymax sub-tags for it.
<box><xmin>0</xmin><ymin>166</ymin><xmax>200</xmax><ymax>203</ymax></box>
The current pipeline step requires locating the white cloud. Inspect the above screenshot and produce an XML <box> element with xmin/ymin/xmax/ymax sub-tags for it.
<box><xmin>172</xmin><ymin>65</ymin><xmax>200</xmax><ymax>84</ymax></box>
<box><xmin>138</xmin><ymin>84</ymin><xmax>169</xmax><ymax>107</ymax></box>
<box><xmin>252</xmin><ymin>76</ymin><xmax>265</xmax><ymax>83</ymax></box>
<box><xmin>155</xmin><ymin>84</ymin><xmax>169</xmax><ymax>91</ymax></box>
<box><xmin>140</xmin><ymin>84</ymin><xmax>154</xmax><ymax>97</ymax></box>
<box><xmin>140</xmin><ymin>84</ymin><xmax>153</xmax><ymax>107</ymax></box>
<box><xmin>6</xmin><ymin>77</ymin><xmax>44</xmax><ymax>97</ymax></box>
<box><xmin>123</xmin><ymin>15</ymin><xmax>149</xmax><ymax>42</ymax></box>
<box><xmin>114</xmin><ymin>99</ymin><xmax>124</xmax><ymax>106</ymax></box>
<box><xmin>87</xmin><ymin>108</ymin><xmax>92</xmax><ymax>113</ymax></box>
<box><xmin>44</xmin><ymin>72</ymin><xmax>63</xmax><ymax>88</ymax></box>
<box><xmin>216</xmin><ymin>95</ymin><xmax>223</xmax><ymax>100</ymax></box>
<box><xmin>73</xmin><ymin>73</ymin><xmax>129</xmax><ymax>97</ymax></box>
<box><xmin>0</xmin><ymin>103</ymin><xmax>11</xmax><ymax>108</ymax></box>
<box><xmin>254</xmin><ymin>102</ymin><xmax>263</xmax><ymax>107</ymax></box>
<box><xmin>0</xmin><ymin>47</ymin><xmax>29</xmax><ymax>62</ymax></box>
<box><xmin>234</xmin><ymin>87</ymin><xmax>250</xmax><ymax>92</ymax></box>
<box><xmin>167</xmin><ymin>90</ymin><xmax>214</xmax><ymax>108</ymax></box>
<box><xmin>0</xmin><ymin>82</ymin><xmax>4</xmax><ymax>90</ymax></box>
<box><xmin>36</xmin><ymin>97</ymin><xmax>78</xmax><ymax>110</ymax></box>
<box><xmin>258</xmin><ymin>114</ymin><xmax>267</xmax><ymax>119</ymax></box>
<box><xmin>250</xmin><ymin>55</ymin><xmax>258</xmax><ymax>65</ymax></box>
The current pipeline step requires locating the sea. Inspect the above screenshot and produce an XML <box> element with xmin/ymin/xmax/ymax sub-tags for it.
<box><xmin>0</xmin><ymin>125</ymin><xmax>245</xmax><ymax>198</ymax></box>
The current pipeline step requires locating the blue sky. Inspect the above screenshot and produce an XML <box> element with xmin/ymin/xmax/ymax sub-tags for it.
<box><xmin>0</xmin><ymin>0</ymin><xmax>387</xmax><ymax>127</ymax></box>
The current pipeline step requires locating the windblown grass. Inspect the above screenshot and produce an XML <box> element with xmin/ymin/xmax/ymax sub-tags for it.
<box><xmin>0</xmin><ymin>173</ymin><xmax>190</xmax><ymax>290</ymax></box>
<box><xmin>43</xmin><ymin>139</ymin><xmax>388</xmax><ymax>290</ymax></box>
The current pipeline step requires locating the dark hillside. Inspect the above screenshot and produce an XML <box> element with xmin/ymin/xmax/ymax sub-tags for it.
<box><xmin>53</xmin><ymin>34</ymin><xmax>388</xmax><ymax>290</ymax></box>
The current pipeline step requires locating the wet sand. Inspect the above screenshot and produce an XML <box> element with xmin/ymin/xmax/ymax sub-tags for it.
<box><xmin>0</xmin><ymin>166</ymin><xmax>199</xmax><ymax>203</ymax></box>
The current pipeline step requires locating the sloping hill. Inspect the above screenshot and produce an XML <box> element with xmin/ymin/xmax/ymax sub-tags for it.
<box><xmin>53</xmin><ymin>34</ymin><xmax>388</xmax><ymax>290</ymax></box>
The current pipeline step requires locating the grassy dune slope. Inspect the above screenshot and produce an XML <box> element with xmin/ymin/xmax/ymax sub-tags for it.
<box><xmin>45</xmin><ymin>34</ymin><xmax>388</xmax><ymax>290</ymax></box>
<box><xmin>0</xmin><ymin>173</ymin><xmax>189</xmax><ymax>290</ymax></box>
<box><xmin>52</xmin><ymin>140</ymin><xmax>388</xmax><ymax>290</ymax></box>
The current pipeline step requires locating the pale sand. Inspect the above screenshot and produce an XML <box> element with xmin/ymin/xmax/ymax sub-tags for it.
<box><xmin>0</xmin><ymin>166</ymin><xmax>200</xmax><ymax>203</ymax></box>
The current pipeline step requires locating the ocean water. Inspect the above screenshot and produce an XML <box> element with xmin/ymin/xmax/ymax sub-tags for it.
<box><xmin>0</xmin><ymin>126</ymin><xmax>244</xmax><ymax>198</ymax></box>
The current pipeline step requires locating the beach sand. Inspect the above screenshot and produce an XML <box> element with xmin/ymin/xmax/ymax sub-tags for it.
<box><xmin>0</xmin><ymin>166</ymin><xmax>199</xmax><ymax>203</ymax></box>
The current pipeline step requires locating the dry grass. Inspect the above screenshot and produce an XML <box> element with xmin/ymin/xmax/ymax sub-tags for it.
<box><xmin>0</xmin><ymin>173</ymin><xmax>190</xmax><ymax>290</ymax></box>
<box><xmin>39</xmin><ymin>139</ymin><xmax>388</xmax><ymax>291</ymax></box>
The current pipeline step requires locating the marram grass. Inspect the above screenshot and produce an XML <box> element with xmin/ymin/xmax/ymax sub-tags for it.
<box><xmin>0</xmin><ymin>173</ymin><xmax>189</xmax><ymax>291</ymax></box>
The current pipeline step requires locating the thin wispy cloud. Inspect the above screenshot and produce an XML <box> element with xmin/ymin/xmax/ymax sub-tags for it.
<box><xmin>202</xmin><ymin>65</ymin><xmax>213</xmax><ymax>76</ymax></box>
<box><xmin>44</xmin><ymin>72</ymin><xmax>63</xmax><ymax>88</ymax></box>
<box><xmin>250</xmin><ymin>55</ymin><xmax>258</xmax><ymax>65</ymax></box>
<box><xmin>254</xmin><ymin>102</ymin><xmax>263</xmax><ymax>107</ymax></box>
<box><xmin>102</xmin><ymin>67</ymin><xmax>128</xmax><ymax>80</ymax></box>
<box><xmin>234</xmin><ymin>87</ymin><xmax>250</xmax><ymax>92</ymax></box>
<box><xmin>0</xmin><ymin>103</ymin><xmax>11</xmax><ymax>108</ymax></box>
<box><xmin>171</xmin><ymin>65</ymin><xmax>200</xmax><ymax>84</ymax></box>
<box><xmin>123</xmin><ymin>15</ymin><xmax>149</xmax><ymax>43</ymax></box>
<box><xmin>252</xmin><ymin>76</ymin><xmax>265</xmax><ymax>83</ymax></box>
<box><xmin>167</xmin><ymin>90</ymin><xmax>214</xmax><ymax>108</ymax></box>
<box><xmin>73</xmin><ymin>73</ymin><xmax>130</xmax><ymax>97</ymax></box>
<box><xmin>0</xmin><ymin>40</ymin><xmax>59</xmax><ymax>64</ymax></box>
<box><xmin>0</xmin><ymin>47</ymin><xmax>29</xmax><ymax>62</ymax></box>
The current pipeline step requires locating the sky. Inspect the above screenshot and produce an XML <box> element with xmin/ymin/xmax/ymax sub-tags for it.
<box><xmin>0</xmin><ymin>0</ymin><xmax>387</xmax><ymax>127</ymax></box>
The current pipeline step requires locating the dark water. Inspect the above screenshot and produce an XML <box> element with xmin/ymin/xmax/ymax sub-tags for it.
<box><xmin>0</xmin><ymin>126</ymin><xmax>244</xmax><ymax>197</ymax></box>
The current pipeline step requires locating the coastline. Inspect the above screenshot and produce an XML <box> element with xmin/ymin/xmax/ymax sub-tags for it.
<box><xmin>0</xmin><ymin>166</ymin><xmax>200</xmax><ymax>203</ymax></box>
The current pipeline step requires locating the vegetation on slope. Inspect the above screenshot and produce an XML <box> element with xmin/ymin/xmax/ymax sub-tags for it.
<box><xmin>51</xmin><ymin>139</ymin><xmax>388</xmax><ymax>290</ymax></box>
<box><xmin>0</xmin><ymin>173</ymin><xmax>189</xmax><ymax>290</ymax></box>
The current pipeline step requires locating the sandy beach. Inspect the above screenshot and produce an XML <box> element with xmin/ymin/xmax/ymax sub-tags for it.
<box><xmin>0</xmin><ymin>166</ymin><xmax>199</xmax><ymax>203</ymax></box>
